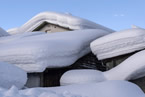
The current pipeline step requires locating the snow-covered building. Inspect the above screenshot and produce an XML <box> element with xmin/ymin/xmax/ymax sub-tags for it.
<box><xmin>2</xmin><ymin>11</ymin><xmax>115</xmax><ymax>88</ymax></box>
<box><xmin>7</xmin><ymin>11</ymin><xmax>114</xmax><ymax>34</ymax></box>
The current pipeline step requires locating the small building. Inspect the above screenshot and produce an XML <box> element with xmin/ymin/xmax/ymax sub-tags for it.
<box><xmin>6</xmin><ymin>11</ymin><xmax>115</xmax><ymax>88</ymax></box>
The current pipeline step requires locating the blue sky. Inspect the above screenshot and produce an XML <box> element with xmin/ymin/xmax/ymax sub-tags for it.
<box><xmin>0</xmin><ymin>0</ymin><xmax>145</xmax><ymax>31</ymax></box>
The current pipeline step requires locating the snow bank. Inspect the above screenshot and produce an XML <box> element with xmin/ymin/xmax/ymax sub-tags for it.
<box><xmin>0</xmin><ymin>62</ymin><xmax>27</xmax><ymax>89</ymax></box>
<box><xmin>0</xmin><ymin>81</ymin><xmax>144</xmax><ymax>97</ymax></box>
<box><xmin>90</xmin><ymin>28</ymin><xmax>145</xmax><ymax>60</ymax></box>
<box><xmin>104</xmin><ymin>50</ymin><xmax>145</xmax><ymax>80</ymax></box>
<box><xmin>0</xmin><ymin>29</ymin><xmax>109</xmax><ymax>72</ymax></box>
<box><xmin>7</xmin><ymin>11</ymin><xmax>115</xmax><ymax>34</ymax></box>
<box><xmin>60</xmin><ymin>69</ymin><xmax>106</xmax><ymax>86</ymax></box>
<box><xmin>0</xmin><ymin>27</ymin><xmax>10</xmax><ymax>37</ymax></box>
<box><xmin>61</xmin><ymin>50</ymin><xmax>145</xmax><ymax>85</ymax></box>
<box><xmin>20</xmin><ymin>81</ymin><xmax>145</xmax><ymax>97</ymax></box>
<box><xmin>0</xmin><ymin>86</ymin><xmax>82</xmax><ymax>97</ymax></box>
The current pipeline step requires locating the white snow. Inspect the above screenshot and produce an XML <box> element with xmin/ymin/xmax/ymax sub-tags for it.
<box><xmin>0</xmin><ymin>29</ymin><xmax>109</xmax><ymax>72</ymax></box>
<box><xmin>7</xmin><ymin>11</ymin><xmax>115</xmax><ymax>34</ymax></box>
<box><xmin>0</xmin><ymin>27</ymin><xmax>10</xmax><ymax>37</ymax></box>
<box><xmin>90</xmin><ymin>28</ymin><xmax>145</xmax><ymax>60</ymax></box>
<box><xmin>60</xmin><ymin>69</ymin><xmax>106</xmax><ymax>86</ymax></box>
<box><xmin>0</xmin><ymin>62</ymin><xmax>27</xmax><ymax>89</ymax></box>
<box><xmin>60</xmin><ymin>50</ymin><xmax>145</xmax><ymax>85</ymax></box>
<box><xmin>0</xmin><ymin>81</ymin><xmax>143</xmax><ymax>97</ymax></box>
<box><xmin>104</xmin><ymin>49</ymin><xmax>145</xmax><ymax>80</ymax></box>
<box><xmin>0</xmin><ymin>32</ymin><xmax>45</xmax><ymax>44</ymax></box>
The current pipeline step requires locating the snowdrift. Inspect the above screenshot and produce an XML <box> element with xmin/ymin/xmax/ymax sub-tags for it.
<box><xmin>104</xmin><ymin>49</ymin><xmax>145</xmax><ymax>80</ymax></box>
<box><xmin>19</xmin><ymin>81</ymin><xmax>145</xmax><ymax>97</ymax></box>
<box><xmin>0</xmin><ymin>62</ymin><xmax>27</xmax><ymax>89</ymax></box>
<box><xmin>7</xmin><ymin>12</ymin><xmax>115</xmax><ymax>34</ymax></box>
<box><xmin>60</xmin><ymin>69</ymin><xmax>106</xmax><ymax>86</ymax></box>
<box><xmin>91</xmin><ymin>28</ymin><xmax>145</xmax><ymax>60</ymax></box>
<box><xmin>0</xmin><ymin>29</ymin><xmax>109</xmax><ymax>72</ymax></box>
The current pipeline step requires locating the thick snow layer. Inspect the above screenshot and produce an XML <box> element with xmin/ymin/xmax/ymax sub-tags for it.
<box><xmin>90</xmin><ymin>28</ymin><xmax>145</xmax><ymax>60</ymax></box>
<box><xmin>7</xmin><ymin>11</ymin><xmax>115</xmax><ymax>34</ymax></box>
<box><xmin>0</xmin><ymin>32</ymin><xmax>45</xmax><ymax>44</ymax></box>
<box><xmin>0</xmin><ymin>81</ymin><xmax>143</xmax><ymax>97</ymax></box>
<box><xmin>0</xmin><ymin>29</ymin><xmax>109</xmax><ymax>72</ymax></box>
<box><xmin>0</xmin><ymin>62</ymin><xmax>27</xmax><ymax>89</ymax></box>
<box><xmin>20</xmin><ymin>81</ymin><xmax>145</xmax><ymax>97</ymax></box>
<box><xmin>60</xmin><ymin>69</ymin><xmax>106</xmax><ymax>86</ymax></box>
<box><xmin>60</xmin><ymin>50</ymin><xmax>145</xmax><ymax>85</ymax></box>
<box><xmin>0</xmin><ymin>81</ymin><xmax>144</xmax><ymax>97</ymax></box>
<box><xmin>0</xmin><ymin>27</ymin><xmax>10</xmax><ymax>37</ymax></box>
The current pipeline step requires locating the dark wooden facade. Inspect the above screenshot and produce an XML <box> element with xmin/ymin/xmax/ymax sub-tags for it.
<box><xmin>43</xmin><ymin>52</ymin><xmax>106</xmax><ymax>87</ymax></box>
<box><xmin>25</xmin><ymin>52</ymin><xmax>105</xmax><ymax>87</ymax></box>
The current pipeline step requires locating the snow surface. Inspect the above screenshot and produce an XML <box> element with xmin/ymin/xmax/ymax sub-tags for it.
<box><xmin>104</xmin><ymin>49</ymin><xmax>145</xmax><ymax>80</ymax></box>
<box><xmin>7</xmin><ymin>11</ymin><xmax>115</xmax><ymax>34</ymax></box>
<box><xmin>60</xmin><ymin>69</ymin><xmax>106</xmax><ymax>86</ymax></box>
<box><xmin>60</xmin><ymin>50</ymin><xmax>145</xmax><ymax>85</ymax></box>
<box><xmin>90</xmin><ymin>28</ymin><xmax>145</xmax><ymax>60</ymax></box>
<box><xmin>0</xmin><ymin>62</ymin><xmax>27</xmax><ymax>89</ymax></box>
<box><xmin>0</xmin><ymin>29</ymin><xmax>109</xmax><ymax>72</ymax></box>
<box><xmin>0</xmin><ymin>32</ymin><xmax>45</xmax><ymax>44</ymax></box>
<box><xmin>0</xmin><ymin>81</ymin><xmax>142</xmax><ymax>97</ymax></box>
<box><xmin>0</xmin><ymin>27</ymin><xmax>10</xmax><ymax>37</ymax></box>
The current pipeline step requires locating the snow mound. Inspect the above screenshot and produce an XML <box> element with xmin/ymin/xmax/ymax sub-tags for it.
<box><xmin>7</xmin><ymin>11</ymin><xmax>115</xmax><ymax>34</ymax></box>
<box><xmin>0</xmin><ymin>86</ymin><xmax>83</xmax><ymax>97</ymax></box>
<box><xmin>104</xmin><ymin>50</ymin><xmax>145</xmax><ymax>80</ymax></box>
<box><xmin>21</xmin><ymin>81</ymin><xmax>145</xmax><ymax>97</ymax></box>
<box><xmin>0</xmin><ymin>29</ymin><xmax>109</xmax><ymax>72</ymax></box>
<box><xmin>0</xmin><ymin>62</ymin><xmax>27</xmax><ymax>89</ymax></box>
<box><xmin>60</xmin><ymin>69</ymin><xmax>106</xmax><ymax>86</ymax></box>
<box><xmin>90</xmin><ymin>28</ymin><xmax>145</xmax><ymax>60</ymax></box>
<box><xmin>0</xmin><ymin>27</ymin><xmax>10</xmax><ymax>37</ymax></box>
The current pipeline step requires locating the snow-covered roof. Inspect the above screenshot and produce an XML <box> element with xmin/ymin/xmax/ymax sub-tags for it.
<box><xmin>7</xmin><ymin>11</ymin><xmax>115</xmax><ymax>34</ymax></box>
<box><xmin>91</xmin><ymin>28</ymin><xmax>145</xmax><ymax>60</ymax></box>
<box><xmin>0</xmin><ymin>29</ymin><xmax>110</xmax><ymax>73</ymax></box>
<box><xmin>0</xmin><ymin>27</ymin><xmax>10</xmax><ymax>37</ymax></box>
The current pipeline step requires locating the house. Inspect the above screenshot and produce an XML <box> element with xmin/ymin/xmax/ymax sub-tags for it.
<box><xmin>5</xmin><ymin>12</ymin><xmax>115</xmax><ymax>88</ymax></box>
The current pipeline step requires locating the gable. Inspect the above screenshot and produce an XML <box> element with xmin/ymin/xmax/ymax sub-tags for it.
<box><xmin>33</xmin><ymin>22</ymin><xmax>71</xmax><ymax>33</ymax></box>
